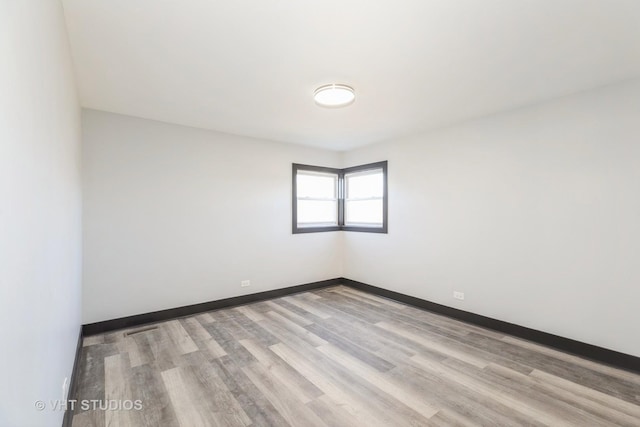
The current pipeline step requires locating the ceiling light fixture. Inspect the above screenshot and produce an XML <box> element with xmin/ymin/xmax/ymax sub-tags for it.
<box><xmin>314</xmin><ymin>84</ymin><xmax>355</xmax><ymax>108</ymax></box>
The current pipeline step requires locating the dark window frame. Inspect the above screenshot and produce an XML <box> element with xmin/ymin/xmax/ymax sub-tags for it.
<box><xmin>292</xmin><ymin>161</ymin><xmax>388</xmax><ymax>234</ymax></box>
<box><xmin>341</xmin><ymin>161</ymin><xmax>388</xmax><ymax>233</ymax></box>
<box><xmin>292</xmin><ymin>163</ymin><xmax>341</xmax><ymax>234</ymax></box>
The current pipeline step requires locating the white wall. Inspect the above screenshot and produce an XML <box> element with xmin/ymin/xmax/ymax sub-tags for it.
<box><xmin>343</xmin><ymin>79</ymin><xmax>640</xmax><ymax>357</ymax></box>
<box><xmin>82</xmin><ymin>110</ymin><xmax>343</xmax><ymax>323</ymax></box>
<box><xmin>0</xmin><ymin>1</ymin><xmax>82</xmax><ymax>426</ymax></box>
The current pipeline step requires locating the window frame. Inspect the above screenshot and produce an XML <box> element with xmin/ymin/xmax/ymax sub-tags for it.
<box><xmin>342</xmin><ymin>162</ymin><xmax>388</xmax><ymax>233</ymax></box>
<box><xmin>292</xmin><ymin>161</ymin><xmax>388</xmax><ymax>234</ymax></box>
<box><xmin>292</xmin><ymin>164</ymin><xmax>341</xmax><ymax>233</ymax></box>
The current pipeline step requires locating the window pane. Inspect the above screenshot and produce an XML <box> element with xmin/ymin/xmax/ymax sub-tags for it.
<box><xmin>297</xmin><ymin>172</ymin><xmax>337</xmax><ymax>199</ymax></box>
<box><xmin>297</xmin><ymin>200</ymin><xmax>338</xmax><ymax>225</ymax></box>
<box><xmin>346</xmin><ymin>170</ymin><xmax>383</xmax><ymax>199</ymax></box>
<box><xmin>345</xmin><ymin>199</ymin><xmax>383</xmax><ymax>225</ymax></box>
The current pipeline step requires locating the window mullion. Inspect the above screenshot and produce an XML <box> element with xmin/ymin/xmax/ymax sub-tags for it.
<box><xmin>338</xmin><ymin>172</ymin><xmax>345</xmax><ymax>228</ymax></box>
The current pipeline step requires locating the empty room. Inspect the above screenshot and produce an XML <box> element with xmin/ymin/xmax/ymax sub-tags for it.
<box><xmin>2</xmin><ymin>1</ymin><xmax>640</xmax><ymax>426</ymax></box>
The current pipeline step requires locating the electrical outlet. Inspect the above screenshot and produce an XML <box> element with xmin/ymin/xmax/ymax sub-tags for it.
<box><xmin>241</xmin><ymin>280</ymin><xmax>251</xmax><ymax>287</ymax></box>
<box><xmin>453</xmin><ymin>291</ymin><xmax>465</xmax><ymax>300</ymax></box>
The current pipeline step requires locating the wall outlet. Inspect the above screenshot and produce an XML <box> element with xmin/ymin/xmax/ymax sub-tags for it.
<box><xmin>241</xmin><ymin>280</ymin><xmax>251</xmax><ymax>287</ymax></box>
<box><xmin>453</xmin><ymin>291</ymin><xmax>465</xmax><ymax>300</ymax></box>
<box><xmin>62</xmin><ymin>377</ymin><xmax>69</xmax><ymax>401</ymax></box>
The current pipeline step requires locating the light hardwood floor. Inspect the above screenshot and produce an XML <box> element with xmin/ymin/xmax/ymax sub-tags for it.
<box><xmin>72</xmin><ymin>285</ymin><xmax>640</xmax><ymax>426</ymax></box>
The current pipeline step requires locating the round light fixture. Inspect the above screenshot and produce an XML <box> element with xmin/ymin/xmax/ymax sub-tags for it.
<box><xmin>314</xmin><ymin>84</ymin><xmax>355</xmax><ymax>108</ymax></box>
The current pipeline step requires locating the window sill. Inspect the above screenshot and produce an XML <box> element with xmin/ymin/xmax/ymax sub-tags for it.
<box><xmin>293</xmin><ymin>226</ymin><xmax>387</xmax><ymax>234</ymax></box>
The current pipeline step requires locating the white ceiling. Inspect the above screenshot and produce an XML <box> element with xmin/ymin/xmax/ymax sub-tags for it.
<box><xmin>62</xmin><ymin>0</ymin><xmax>640</xmax><ymax>151</ymax></box>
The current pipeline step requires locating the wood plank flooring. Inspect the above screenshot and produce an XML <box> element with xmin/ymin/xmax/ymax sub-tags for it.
<box><xmin>72</xmin><ymin>285</ymin><xmax>640</xmax><ymax>426</ymax></box>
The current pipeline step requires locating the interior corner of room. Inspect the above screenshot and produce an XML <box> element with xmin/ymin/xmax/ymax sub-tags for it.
<box><xmin>2</xmin><ymin>1</ymin><xmax>640</xmax><ymax>426</ymax></box>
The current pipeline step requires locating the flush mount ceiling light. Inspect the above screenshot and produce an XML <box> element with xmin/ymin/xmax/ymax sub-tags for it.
<box><xmin>314</xmin><ymin>84</ymin><xmax>355</xmax><ymax>108</ymax></box>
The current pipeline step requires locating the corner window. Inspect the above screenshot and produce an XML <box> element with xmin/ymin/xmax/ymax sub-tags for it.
<box><xmin>292</xmin><ymin>161</ymin><xmax>387</xmax><ymax>234</ymax></box>
<box><xmin>294</xmin><ymin>167</ymin><xmax>340</xmax><ymax>231</ymax></box>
